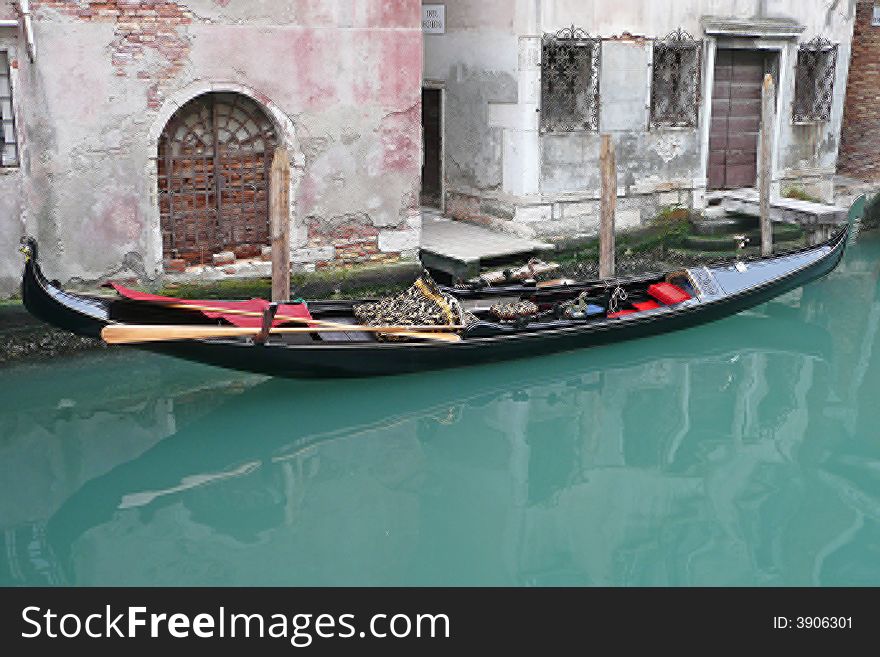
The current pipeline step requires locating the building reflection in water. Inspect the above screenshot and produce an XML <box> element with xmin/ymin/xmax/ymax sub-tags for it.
<box><xmin>2</xmin><ymin>236</ymin><xmax>880</xmax><ymax>586</ymax></box>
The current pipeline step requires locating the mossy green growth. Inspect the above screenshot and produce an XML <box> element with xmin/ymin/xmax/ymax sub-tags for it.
<box><xmin>782</xmin><ymin>186</ymin><xmax>822</xmax><ymax>203</ymax></box>
<box><xmin>650</xmin><ymin>205</ymin><xmax>693</xmax><ymax>246</ymax></box>
<box><xmin>617</xmin><ymin>226</ymin><xmax>670</xmax><ymax>253</ymax></box>
<box><xmin>160</xmin><ymin>278</ymin><xmax>271</xmax><ymax>300</ymax></box>
<box><xmin>551</xmin><ymin>225</ymin><xmax>674</xmax><ymax>266</ymax></box>
<box><xmin>161</xmin><ymin>262</ymin><xmax>419</xmax><ymax>301</ymax></box>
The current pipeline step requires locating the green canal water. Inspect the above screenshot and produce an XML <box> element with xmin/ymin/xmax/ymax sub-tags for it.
<box><xmin>2</xmin><ymin>233</ymin><xmax>880</xmax><ymax>587</ymax></box>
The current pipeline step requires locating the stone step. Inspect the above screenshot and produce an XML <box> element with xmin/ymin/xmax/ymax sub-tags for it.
<box><xmin>668</xmin><ymin>236</ymin><xmax>807</xmax><ymax>261</ymax></box>
<box><xmin>683</xmin><ymin>234</ymin><xmax>747</xmax><ymax>252</ymax></box>
<box><xmin>705</xmin><ymin>192</ymin><xmax>726</xmax><ymax>207</ymax></box>
<box><xmin>691</xmin><ymin>216</ymin><xmax>758</xmax><ymax>235</ymax></box>
<box><xmin>752</xmin><ymin>223</ymin><xmax>804</xmax><ymax>241</ymax></box>
<box><xmin>420</xmin><ymin>213</ymin><xmax>553</xmax><ymax>280</ymax></box>
<box><xmin>719</xmin><ymin>188</ymin><xmax>847</xmax><ymax>225</ymax></box>
<box><xmin>703</xmin><ymin>205</ymin><xmax>728</xmax><ymax>221</ymax></box>
<box><xmin>684</xmin><ymin>224</ymin><xmax>803</xmax><ymax>251</ymax></box>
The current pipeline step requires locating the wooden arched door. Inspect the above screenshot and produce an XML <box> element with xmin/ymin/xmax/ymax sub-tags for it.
<box><xmin>158</xmin><ymin>93</ymin><xmax>278</xmax><ymax>265</ymax></box>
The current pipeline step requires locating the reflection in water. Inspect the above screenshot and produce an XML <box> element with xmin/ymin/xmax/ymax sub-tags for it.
<box><xmin>2</xmin><ymin>235</ymin><xmax>880</xmax><ymax>586</ymax></box>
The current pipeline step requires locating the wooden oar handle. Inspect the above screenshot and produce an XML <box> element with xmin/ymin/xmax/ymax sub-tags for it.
<box><xmin>101</xmin><ymin>324</ymin><xmax>462</xmax><ymax>345</ymax></box>
<box><xmin>102</xmin><ymin>325</ymin><xmax>254</xmax><ymax>344</ymax></box>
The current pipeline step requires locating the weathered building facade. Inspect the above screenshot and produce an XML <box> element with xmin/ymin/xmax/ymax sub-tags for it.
<box><xmin>0</xmin><ymin>0</ymin><xmax>423</xmax><ymax>298</ymax></box>
<box><xmin>422</xmin><ymin>0</ymin><xmax>857</xmax><ymax>240</ymax></box>
<box><xmin>839</xmin><ymin>0</ymin><xmax>880</xmax><ymax>180</ymax></box>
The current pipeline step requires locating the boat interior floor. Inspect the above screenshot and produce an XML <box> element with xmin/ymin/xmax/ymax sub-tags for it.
<box><xmin>105</xmin><ymin>274</ymin><xmax>698</xmax><ymax>345</ymax></box>
<box><xmin>459</xmin><ymin>274</ymin><xmax>696</xmax><ymax>330</ymax></box>
<box><xmin>296</xmin><ymin>317</ymin><xmax>378</xmax><ymax>344</ymax></box>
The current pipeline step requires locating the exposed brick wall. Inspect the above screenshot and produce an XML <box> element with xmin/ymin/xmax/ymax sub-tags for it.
<box><xmin>839</xmin><ymin>1</ymin><xmax>880</xmax><ymax>180</ymax></box>
<box><xmin>307</xmin><ymin>215</ymin><xmax>400</xmax><ymax>268</ymax></box>
<box><xmin>31</xmin><ymin>1</ymin><xmax>192</xmax><ymax>109</ymax></box>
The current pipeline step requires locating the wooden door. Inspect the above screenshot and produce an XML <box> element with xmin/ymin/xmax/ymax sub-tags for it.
<box><xmin>708</xmin><ymin>50</ymin><xmax>766</xmax><ymax>190</ymax></box>
<box><xmin>159</xmin><ymin>94</ymin><xmax>278</xmax><ymax>265</ymax></box>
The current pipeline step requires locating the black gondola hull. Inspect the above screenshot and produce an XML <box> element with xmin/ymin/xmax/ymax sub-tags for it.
<box><xmin>147</xmin><ymin>237</ymin><xmax>845</xmax><ymax>377</ymax></box>
<box><xmin>18</xmin><ymin>215</ymin><xmax>852</xmax><ymax>378</ymax></box>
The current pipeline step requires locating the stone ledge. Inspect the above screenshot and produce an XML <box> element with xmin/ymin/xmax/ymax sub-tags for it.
<box><xmin>702</xmin><ymin>16</ymin><xmax>805</xmax><ymax>39</ymax></box>
<box><xmin>719</xmin><ymin>189</ymin><xmax>848</xmax><ymax>225</ymax></box>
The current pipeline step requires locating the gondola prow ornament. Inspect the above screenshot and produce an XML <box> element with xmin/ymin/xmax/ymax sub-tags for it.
<box><xmin>19</xmin><ymin>236</ymin><xmax>37</xmax><ymax>262</ymax></box>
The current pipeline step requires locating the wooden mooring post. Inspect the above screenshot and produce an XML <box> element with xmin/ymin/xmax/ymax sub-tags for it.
<box><xmin>759</xmin><ymin>74</ymin><xmax>775</xmax><ymax>257</ymax></box>
<box><xmin>599</xmin><ymin>134</ymin><xmax>616</xmax><ymax>279</ymax></box>
<box><xmin>270</xmin><ymin>147</ymin><xmax>291</xmax><ymax>302</ymax></box>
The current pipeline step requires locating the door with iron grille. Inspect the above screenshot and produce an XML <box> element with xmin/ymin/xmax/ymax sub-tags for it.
<box><xmin>159</xmin><ymin>93</ymin><xmax>278</xmax><ymax>265</ymax></box>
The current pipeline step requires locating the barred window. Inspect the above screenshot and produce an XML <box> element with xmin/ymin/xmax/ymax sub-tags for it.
<box><xmin>873</xmin><ymin>2</ymin><xmax>880</xmax><ymax>27</ymax></box>
<box><xmin>650</xmin><ymin>29</ymin><xmax>702</xmax><ymax>127</ymax></box>
<box><xmin>540</xmin><ymin>26</ymin><xmax>600</xmax><ymax>133</ymax></box>
<box><xmin>0</xmin><ymin>51</ymin><xmax>18</xmax><ymax>167</ymax></box>
<box><xmin>793</xmin><ymin>37</ymin><xmax>838</xmax><ymax>123</ymax></box>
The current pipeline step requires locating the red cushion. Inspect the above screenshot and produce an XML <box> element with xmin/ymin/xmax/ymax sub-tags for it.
<box><xmin>108</xmin><ymin>282</ymin><xmax>312</xmax><ymax>328</ymax></box>
<box><xmin>607</xmin><ymin>309</ymin><xmax>637</xmax><ymax>319</ymax></box>
<box><xmin>647</xmin><ymin>282</ymin><xmax>691</xmax><ymax>305</ymax></box>
<box><xmin>633</xmin><ymin>300</ymin><xmax>662</xmax><ymax>312</ymax></box>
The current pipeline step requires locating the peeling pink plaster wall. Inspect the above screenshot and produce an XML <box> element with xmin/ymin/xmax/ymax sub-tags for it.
<box><xmin>0</xmin><ymin>6</ymin><xmax>23</xmax><ymax>296</ymax></box>
<box><xmin>0</xmin><ymin>0</ymin><xmax>15</xmax><ymax>20</ymax></box>
<box><xmin>6</xmin><ymin>1</ymin><xmax>424</xmax><ymax>291</ymax></box>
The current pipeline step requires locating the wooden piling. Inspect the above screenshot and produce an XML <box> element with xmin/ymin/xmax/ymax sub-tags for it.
<box><xmin>270</xmin><ymin>147</ymin><xmax>291</xmax><ymax>302</ymax></box>
<box><xmin>759</xmin><ymin>74</ymin><xmax>775</xmax><ymax>257</ymax></box>
<box><xmin>599</xmin><ymin>134</ymin><xmax>616</xmax><ymax>279</ymax></box>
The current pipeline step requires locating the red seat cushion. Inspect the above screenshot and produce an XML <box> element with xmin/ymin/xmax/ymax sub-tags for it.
<box><xmin>108</xmin><ymin>283</ymin><xmax>312</xmax><ymax>328</ymax></box>
<box><xmin>633</xmin><ymin>300</ymin><xmax>662</xmax><ymax>312</ymax></box>
<box><xmin>607</xmin><ymin>309</ymin><xmax>637</xmax><ymax>319</ymax></box>
<box><xmin>647</xmin><ymin>282</ymin><xmax>691</xmax><ymax>305</ymax></box>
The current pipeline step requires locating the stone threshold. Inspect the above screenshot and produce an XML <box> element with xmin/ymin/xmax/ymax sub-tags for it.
<box><xmin>710</xmin><ymin>188</ymin><xmax>848</xmax><ymax>225</ymax></box>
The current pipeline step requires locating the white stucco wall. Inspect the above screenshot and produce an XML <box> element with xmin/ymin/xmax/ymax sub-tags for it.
<box><xmin>425</xmin><ymin>0</ymin><xmax>857</xmax><ymax>238</ymax></box>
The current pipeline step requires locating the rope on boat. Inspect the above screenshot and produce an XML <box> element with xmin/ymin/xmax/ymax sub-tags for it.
<box><xmin>608</xmin><ymin>286</ymin><xmax>628</xmax><ymax>314</ymax></box>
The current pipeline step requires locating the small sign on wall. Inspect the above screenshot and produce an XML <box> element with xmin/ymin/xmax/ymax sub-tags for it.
<box><xmin>422</xmin><ymin>4</ymin><xmax>445</xmax><ymax>34</ymax></box>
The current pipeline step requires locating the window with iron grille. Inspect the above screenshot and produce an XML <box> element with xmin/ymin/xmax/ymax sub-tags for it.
<box><xmin>873</xmin><ymin>2</ymin><xmax>880</xmax><ymax>27</ymax></box>
<box><xmin>793</xmin><ymin>37</ymin><xmax>838</xmax><ymax>123</ymax></box>
<box><xmin>0</xmin><ymin>51</ymin><xmax>19</xmax><ymax>167</ymax></box>
<box><xmin>540</xmin><ymin>26</ymin><xmax>601</xmax><ymax>133</ymax></box>
<box><xmin>650</xmin><ymin>29</ymin><xmax>702</xmax><ymax>128</ymax></box>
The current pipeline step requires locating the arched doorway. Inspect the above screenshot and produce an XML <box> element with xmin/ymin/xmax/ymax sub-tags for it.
<box><xmin>158</xmin><ymin>93</ymin><xmax>278</xmax><ymax>265</ymax></box>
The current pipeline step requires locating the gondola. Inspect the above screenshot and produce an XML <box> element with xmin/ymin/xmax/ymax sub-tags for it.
<box><xmin>18</xmin><ymin>198</ymin><xmax>860</xmax><ymax>378</ymax></box>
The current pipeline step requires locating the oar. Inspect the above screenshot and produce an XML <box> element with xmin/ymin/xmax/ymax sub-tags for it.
<box><xmin>159</xmin><ymin>302</ymin><xmax>464</xmax><ymax>333</ymax></box>
<box><xmin>537</xmin><ymin>278</ymin><xmax>577</xmax><ymax>288</ymax></box>
<box><xmin>101</xmin><ymin>324</ymin><xmax>462</xmax><ymax>345</ymax></box>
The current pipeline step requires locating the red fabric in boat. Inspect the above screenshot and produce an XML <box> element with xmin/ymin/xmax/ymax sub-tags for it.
<box><xmin>607</xmin><ymin>309</ymin><xmax>637</xmax><ymax>319</ymax></box>
<box><xmin>647</xmin><ymin>282</ymin><xmax>691</xmax><ymax>305</ymax></box>
<box><xmin>108</xmin><ymin>283</ymin><xmax>312</xmax><ymax>328</ymax></box>
<box><xmin>633</xmin><ymin>300</ymin><xmax>662</xmax><ymax>312</ymax></box>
